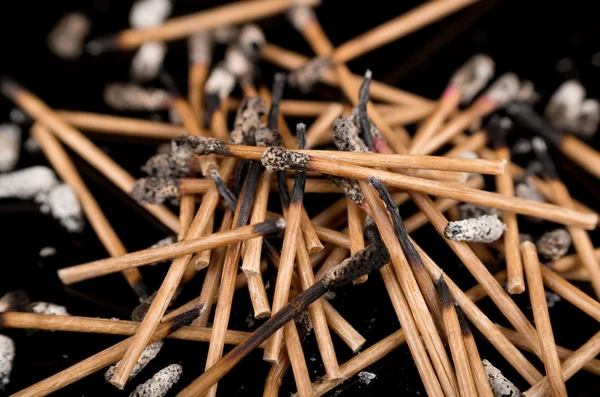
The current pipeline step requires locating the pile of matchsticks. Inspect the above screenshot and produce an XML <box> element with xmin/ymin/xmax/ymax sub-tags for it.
<box><xmin>1</xmin><ymin>0</ymin><xmax>600</xmax><ymax>396</ymax></box>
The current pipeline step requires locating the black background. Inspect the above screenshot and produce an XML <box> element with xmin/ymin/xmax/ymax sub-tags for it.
<box><xmin>0</xmin><ymin>0</ymin><xmax>599</xmax><ymax>396</ymax></box>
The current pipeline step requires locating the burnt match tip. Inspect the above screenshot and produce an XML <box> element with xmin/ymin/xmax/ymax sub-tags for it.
<box><xmin>436</xmin><ymin>275</ymin><xmax>453</xmax><ymax>309</ymax></box>
<box><xmin>168</xmin><ymin>304</ymin><xmax>207</xmax><ymax>332</ymax></box>
<box><xmin>0</xmin><ymin>76</ymin><xmax>22</xmax><ymax>99</ymax></box>
<box><xmin>210</xmin><ymin>168</ymin><xmax>237</xmax><ymax>211</ymax></box>
<box><xmin>260</xmin><ymin>146</ymin><xmax>310</xmax><ymax>172</ymax></box>
<box><xmin>322</xmin><ymin>243</ymin><xmax>390</xmax><ymax>290</ymax></box>
<box><xmin>454</xmin><ymin>303</ymin><xmax>472</xmax><ymax>335</ymax></box>
<box><xmin>130</xmin><ymin>177</ymin><xmax>180</xmax><ymax>205</ymax></box>
<box><xmin>132</xmin><ymin>280</ymin><xmax>150</xmax><ymax>302</ymax></box>
<box><xmin>86</xmin><ymin>34</ymin><xmax>118</xmax><ymax>56</ymax></box>
<box><xmin>296</xmin><ymin>123</ymin><xmax>307</xmax><ymax>150</ymax></box>
<box><xmin>253</xmin><ymin>218</ymin><xmax>287</xmax><ymax>235</ymax></box>
<box><xmin>531</xmin><ymin>137</ymin><xmax>559</xmax><ymax>180</ymax></box>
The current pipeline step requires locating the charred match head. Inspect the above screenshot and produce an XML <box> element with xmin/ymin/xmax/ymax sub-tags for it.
<box><xmin>329</xmin><ymin>176</ymin><xmax>365</xmax><ymax>208</ymax></box>
<box><xmin>450</xmin><ymin>54</ymin><xmax>495</xmax><ymax>104</ymax></box>
<box><xmin>364</xmin><ymin>216</ymin><xmax>384</xmax><ymax>248</ymax></box>
<box><xmin>436</xmin><ymin>275</ymin><xmax>453</xmax><ymax>309</ymax></box>
<box><xmin>103</xmin><ymin>83</ymin><xmax>171</xmax><ymax>111</ymax></box>
<box><xmin>129</xmin><ymin>364</ymin><xmax>183</xmax><ymax>397</ymax></box>
<box><xmin>253</xmin><ymin>218</ymin><xmax>287</xmax><ymax>236</ymax></box>
<box><xmin>260</xmin><ymin>146</ymin><xmax>310</xmax><ymax>172</ymax></box>
<box><xmin>141</xmin><ymin>153</ymin><xmax>192</xmax><ymax>179</ymax></box>
<box><xmin>357</xmin><ymin>69</ymin><xmax>375</xmax><ymax>150</ymax></box>
<box><xmin>333</xmin><ymin>116</ymin><xmax>368</xmax><ymax>153</ymax></box>
<box><xmin>168</xmin><ymin>304</ymin><xmax>207</xmax><ymax>334</ymax></box>
<box><xmin>545</xmin><ymin>80</ymin><xmax>585</xmax><ymax>131</ymax></box>
<box><xmin>171</xmin><ymin>135</ymin><xmax>229</xmax><ymax>159</ymax></box>
<box><xmin>210</xmin><ymin>168</ymin><xmax>237</xmax><ymax>211</ymax></box>
<box><xmin>573</xmin><ymin>99</ymin><xmax>600</xmax><ymax>138</ymax></box>
<box><xmin>454</xmin><ymin>303</ymin><xmax>472</xmax><ymax>336</ymax></box>
<box><xmin>158</xmin><ymin>69</ymin><xmax>182</xmax><ymax>98</ymax></box>
<box><xmin>0</xmin><ymin>290</ymin><xmax>30</xmax><ymax>313</ymax></box>
<box><xmin>321</xmin><ymin>243</ymin><xmax>390</xmax><ymax>290</ymax></box>
<box><xmin>231</xmin><ymin>96</ymin><xmax>267</xmax><ymax>145</ymax></box>
<box><xmin>268</xmin><ymin>73</ymin><xmax>287</xmax><ymax>130</ymax></box>
<box><xmin>531</xmin><ymin>137</ymin><xmax>559</xmax><ymax>180</ymax></box>
<box><xmin>485</xmin><ymin>114</ymin><xmax>513</xmax><ymax>149</ymax></box>
<box><xmin>294</xmin><ymin>309</ymin><xmax>314</xmax><ymax>342</ymax></box>
<box><xmin>238</xmin><ymin>24</ymin><xmax>265</xmax><ymax>61</ymax></box>
<box><xmin>288</xmin><ymin>57</ymin><xmax>331</xmax><ymax>93</ymax></box>
<box><xmin>481</xmin><ymin>73</ymin><xmax>520</xmax><ymax>108</ymax></box>
<box><xmin>506</xmin><ymin>101</ymin><xmax>565</xmax><ymax>146</ymax></box>
<box><xmin>255</xmin><ymin>127</ymin><xmax>282</xmax><ymax>147</ymax></box>
<box><xmin>131</xmin><ymin>177</ymin><xmax>180</xmax><ymax>205</ymax></box>
<box><xmin>536</xmin><ymin>228</ymin><xmax>572</xmax><ymax>261</ymax></box>
<box><xmin>444</xmin><ymin>214</ymin><xmax>506</xmax><ymax>243</ymax></box>
<box><xmin>47</xmin><ymin>12</ymin><xmax>91</xmax><ymax>61</ymax></box>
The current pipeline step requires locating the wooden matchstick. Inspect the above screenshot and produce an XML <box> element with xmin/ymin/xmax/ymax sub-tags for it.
<box><xmin>489</xmin><ymin>116</ymin><xmax>525</xmax><ymax>294</ymax></box>
<box><xmin>180</xmin><ymin>177</ymin><xmax>343</xmax><ymax>195</ymax></box>
<box><xmin>283</xmin><ymin>321</ymin><xmax>313</xmax><ymax>397</ymax></box>
<box><xmin>9</xmin><ymin>307</ymin><xmax>203</xmax><ymax>397</ymax></box>
<box><xmin>57</xmin><ymin>110</ymin><xmax>186</xmax><ymax>140</ymax></box>
<box><xmin>521</xmin><ymin>241</ymin><xmax>567</xmax><ymax>397</ymax></box>
<box><xmin>532</xmin><ymin>137</ymin><xmax>600</xmax><ymax>299</ymax></box>
<box><xmin>187</xmin><ymin>214</ymin><xmax>213</xmax><ymax>273</ymax></box>
<box><xmin>540</xmin><ymin>267</ymin><xmax>600</xmax><ymax>322</ymax></box>
<box><xmin>176</xmin><ymin>243</ymin><xmax>390</xmax><ymax>397</ymax></box>
<box><xmin>523</xmin><ymin>330</ymin><xmax>600</xmax><ymax>397</ymax></box>
<box><xmin>437</xmin><ymin>276</ymin><xmax>478</xmax><ymax>397</ymax></box>
<box><xmin>86</xmin><ymin>0</ymin><xmax>319</xmax><ymax>54</ymax></box>
<box><xmin>496</xmin><ymin>325</ymin><xmax>600</xmax><ymax>377</ymax></box>
<box><xmin>0</xmin><ymin>78</ymin><xmax>180</xmax><ymax>232</ymax></box>
<box><xmin>363</xmin><ymin>183</ymin><xmax>459</xmax><ymax>397</ymax></box>
<box><xmin>178</xmin><ymin>195</ymin><xmax>196</xmax><ymax>241</ymax></box>
<box><xmin>347</xmin><ymin>199</ymin><xmax>368</xmax><ymax>284</ymax></box>
<box><xmin>57</xmin><ymin>218</ymin><xmax>283</xmax><ymax>285</ymax></box>
<box><xmin>32</xmin><ymin>124</ymin><xmax>148</xmax><ymax>300</ymax></box>
<box><xmin>546</xmin><ymin>249</ymin><xmax>600</xmax><ymax>272</ymax></box>
<box><xmin>330</xmin><ymin>0</ymin><xmax>480</xmax><ymax>65</ymax></box>
<box><xmin>108</xmin><ymin>154</ymin><xmax>237</xmax><ymax>388</ymax></box>
<box><xmin>263</xmin><ymin>352</ymin><xmax>290</xmax><ymax>397</ymax></box>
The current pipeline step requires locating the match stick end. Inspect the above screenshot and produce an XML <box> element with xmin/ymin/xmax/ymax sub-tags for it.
<box><xmin>0</xmin><ymin>76</ymin><xmax>22</xmax><ymax>99</ymax></box>
<box><xmin>436</xmin><ymin>274</ymin><xmax>453</xmax><ymax>309</ymax></box>
<box><xmin>322</xmin><ymin>244</ymin><xmax>389</xmax><ymax>290</ymax></box>
<box><xmin>507</xmin><ymin>279</ymin><xmax>525</xmax><ymax>295</ymax></box>
<box><xmin>86</xmin><ymin>34</ymin><xmax>118</xmax><ymax>56</ymax></box>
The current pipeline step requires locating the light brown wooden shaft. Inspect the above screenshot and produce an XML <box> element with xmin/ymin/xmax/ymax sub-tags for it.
<box><xmin>305</xmin><ymin>103</ymin><xmax>344</xmax><ymax>149</ymax></box>
<box><xmin>261</xmin><ymin>43</ymin><xmax>431</xmax><ymax>107</ymax></box>
<box><xmin>442</xmin><ymin>303</ymin><xmax>478</xmax><ymax>397</ymax></box>
<box><xmin>0</xmin><ymin>312</ymin><xmax>257</xmax><ymax>346</ymax></box>
<box><xmin>523</xmin><ymin>330</ymin><xmax>600</xmax><ymax>397</ymax></box>
<box><xmin>209</xmin><ymin>108</ymin><xmax>231</xmax><ymax>141</ymax></box>
<box><xmin>497</xmin><ymin>325</ymin><xmax>600</xmax><ymax>376</ymax></box>
<box><xmin>409</xmin><ymin>89</ymin><xmax>461</xmax><ymax>154</ymax></box>
<box><xmin>57</xmin><ymin>110</ymin><xmax>186</xmax><ymax>139</ymax></box>
<box><xmin>331</xmin><ymin>0</ymin><xmax>480</xmax><ymax>64</ymax></box>
<box><xmin>307</xmin><ymin>157</ymin><xmax>597</xmax><ymax>229</ymax></box>
<box><xmin>446</xmin><ymin>130</ymin><xmax>489</xmax><ymax>156</ymax></box>
<box><xmin>189</xmin><ymin>62</ymin><xmax>208</xmax><ymax>122</ymax></box>
<box><xmin>320</xmin><ymin>300</ymin><xmax>366</xmax><ymax>353</ymax></box>
<box><xmin>192</xmin><ymin>210</ymin><xmax>234</xmax><ymax>327</ymax></box>
<box><xmin>263</xmin><ymin>200</ymin><xmax>304</xmax><ymax>363</ymax></box>
<box><xmin>258</xmin><ymin>85</ymin><xmax>296</xmax><ymax>149</ymax></box>
<box><xmin>11</xmin><ymin>88</ymin><xmax>180</xmax><ymax>232</ymax></box>
<box><xmin>242</xmin><ymin>171</ymin><xmax>272</xmax><ymax>277</ymax></box>
<box><xmin>178</xmin><ymin>195</ymin><xmax>196</xmax><ymax>240</ymax></box>
<box><xmin>560</xmin><ymin>134</ymin><xmax>600</xmax><ymax>180</ymax></box>
<box><xmin>541</xmin><ymin>267</ymin><xmax>600</xmax><ymax>322</ymax></box>
<box><xmin>496</xmin><ymin>146</ymin><xmax>525</xmax><ymax>294</ymax></box>
<box><xmin>180</xmin><ymin>177</ymin><xmax>340</xmax><ymax>194</ymax></box>
<box><xmin>247</xmin><ymin>270</ymin><xmax>271</xmax><ymax>319</ymax></box>
<box><xmin>191</xmin><ymin>214</ymin><xmax>214</xmax><ymax>271</ymax></box>
<box><xmin>263</xmin><ymin>352</ymin><xmax>290</xmax><ymax>397</ymax></box>
<box><xmin>109</xmin><ymin>157</ymin><xmax>236</xmax><ymax>387</ymax></box>
<box><xmin>283</xmin><ymin>321</ymin><xmax>313</xmax><ymax>397</ymax></box>
<box><xmin>411</xmin><ymin>192</ymin><xmax>543</xmax><ymax>356</ymax></box>
<box><xmin>383</xmin><ymin>103</ymin><xmax>437</xmax><ymax>126</ymax></box>
<box><xmin>58</xmin><ymin>220</ymin><xmax>276</xmax><ymax>284</ymax></box>
<box><xmin>114</xmin><ymin>0</ymin><xmax>319</xmax><ymax>50</ymax></box>
<box><xmin>314</xmin><ymin>246</ymin><xmax>350</xmax><ymax>281</ymax></box>
<box><xmin>550</xmin><ymin>180</ymin><xmax>600</xmax><ymax>298</ymax></box>
<box><xmin>462</xmin><ymin>331</ymin><xmax>495</xmax><ymax>397</ymax></box>
<box><xmin>362</xmin><ymin>183</ymin><xmax>459</xmax><ymax>397</ymax></box>
<box><xmin>347</xmin><ymin>199</ymin><xmax>368</xmax><ymax>284</ymax></box>
<box><xmin>32</xmin><ymin>124</ymin><xmax>145</xmax><ymax>297</ymax></box>
<box><xmin>413</xmin><ymin>241</ymin><xmax>544</xmax><ymax>385</ymax></box>
<box><xmin>546</xmin><ymin>249</ymin><xmax>600</xmax><ymax>272</ymax></box>
<box><xmin>521</xmin><ymin>242</ymin><xmax>567</xmax><ymax>397</ymax></box>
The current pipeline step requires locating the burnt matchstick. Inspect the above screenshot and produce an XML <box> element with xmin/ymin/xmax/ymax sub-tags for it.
<box><xmin>57</xmin><ymin>218</ymin><xmax>285</xmax><ymax>285</ymax></box>
<box><xmin>506</xmin><ymin>100</ymin><xmax>600</xmax><ymax>180</ymax></box>
<box><xmin>141</xmin><ymin>152</ymin><xmax>193</xmax><ymax>180</ymax></box>
<box><xmin>436</xmin><ymin>276</ymin><xmax>478</xmax><ymax>397</ymax></box>
<box><xmin>454</xmin><ymin>304</ymin><xmax>494</xmax><ymax>397</ymax></box>
<box><xmin>357</xmin><ymin>69</ymin><xmax>376</xmax><ymax>151</ymax></box>
<box><xmin>486</xmin><ymin>115</ymin><xmax>525</xmax><ymax>294</ymax></box>
<box><xmin>131</xmin><ymin>177</ymin><xmax>180</xmax><ymax>205</ymax></box>
<box><xmin>545</xmin><ymin>80</ymin><xmax>585</xmax><ymax>131</ymax></box>
<box><xmin>369</xmin><ymin>177</ymin><xmax>445</xmax><ymax>333</ymax></box>
<box><xmin>0</xmin><ymin>78</ymin><xmax>180</xmax><ymax>232</ymax></box>
<box><xmin>10</xmin><ymin>306</ymin><xmax>204</xmax><ymax>397</ymax></box>
<box><xmin>521</xmin><ymin>242</ymin><xmax>568</xmax><ymax>397</ymax></box>
<box><xmin>255</xmin><ymin>144</ymin><xmax>596</xmax><ymax>228</ymax></box>
<box><xmin>130</xmin><ymin>364</ymin><xmax>182</xmax><ymax>397</ymax></box>
<box><xmin>415</xmin><ymin>73</ymin><xmax>521</xmax><ymax>155</ymax></box>
<box><xmin>203</xmin><ymin>63</ymin><xmax>236</xmax><ymax>127</ymax></box>
<box><xmin>532</xmin><ymin>136</ymin><xmax>600</xmax><ymax>299</ymax></box>
<box><xmin>176</xmin><ymin>243</ymin><xmax>390</xmax><ymax>397</ymax></box>
<box><xmin>410</xmin><ymin>54</ymin><xmax>494</xmax><ymax>154</ymax></box>
<box><xmin>103</xmin><ymin>83</ymin><xmax>172</xmax><ymax>111</ymax></box>
<box><xmin>32</xmin><ymin>124</ymin><xmax>149</xmax><ymax>300</ymax></box>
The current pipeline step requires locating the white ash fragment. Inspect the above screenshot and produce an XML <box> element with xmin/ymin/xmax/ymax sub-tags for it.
<box><xmin>288</xmin><ymin>57</ymin><xmax>331</xmax><ymax>93</ymax></box>
<box><xmin>47</xmin><ymin>12</ymin><xmax>91</xmax><ymax>60</ymax></box>
<box><xmin>515</xmin><ymin>80</ymin><xmax>539</xmax><ymax>103</ymax></box>
<box><xmin>294</xmin><ymin>310</ymin><xmax>313</xmax><ymax>341</ymax></box>
<box><xmin>515</xmin><ymin>179</ymin><xmax>544</xmax><ymax>203</ymax></box>
<box><xmin>0</xmin><ymin>334</ymin><xmax>15</xmax><ymax>390</ymax></box>
<box><xmin>104</xmin><ymin>83</ymin><xmax>171</xmax><ymax>112</ymax></box>
<box><xmin>131</xmin><ymin>41</ymin><xmax>168</xmax><ymax>82</ymax></box>
<box><xmin>572</xmin><ymin>98</ymin><xmax>600</xmax><ymax>138</ymax></box>
<box><xmin>204</xmin><ymin>64</ymin><xmax>236</xmax><ymax>101</ymax></box>
<box><xmin>458</xmin><ymin>203</ymin><xmax>500</xmax><ymax>220</ymax></box>
<box><xmin>39</xmin><ymin>246</ymin><xmax>57</xmax><ymax>257</ymax></box>
<box><xmin>0</xmin><ymin>166</ymin><xmax>58</xmax><ymax>200</ymax></box>
<box><xmin>444</xmin><ymin>214</ymin><xmax>506</xmax><ymax>243</ymax></box>
<box><xmin>482</xmin><ymin>73</ymin><xmax>521</xmax><ymax>108</ymax></box>
<box><xmin>129</xmin><ymin>363</ymin><xmax>182</xmax><ymax>397</ymax></box>
<box><xmin>482</xmin><ymin>359</ymin><xmax>521</xmax><ymax>397</ymax></box>
<box><xmin>0</xmin><ymin>124</ymin><xmax>21</xmax><ymax>172</ymax></box>
<box><xmin>536</xmin><ymin>229</ymin><xmax>572</xmax><ymax>260</ymax></box>
<box><xmin>545</xmin><ymin>80</ymin><xmax>585</xmax><ymax>131</ymax></box>
<box><xmin>24</xmin><ymin>136</ymin><xmax>41</xmax><ymax>154</ymax></box>
<box><xmin>450</xmin><ymin>54</ymin><xmax>495</xmax><ymax>104</ymax></box>
<box><xmin>0</xmin><ymin>290</ymin><xmax>30</xmax><ymax>312</ymax></box>
<box><xmin>9</xmin><ymin>108</ymin><xmax>28</xmax><ymax>124</ymax></box>
<box><xmin>224</xmin><ymin>45</ymin><xmax>252</xmax><ymax>79</ymax></box>
<box><xmin>26</xmin><ymin>302</ymin><xmax>69</xmax><ymax>316</ymax></box>
<box><xmin>105</xmin><ymin>341</ymin><xmax>164</xmax><ymax>383</ymax></box>
<box><xmin>545</xmin><ymin>291</ymin><xmax>561</xmax><ymax>308</ymax></box>
<box><xmin>129</xmin><ymin>0</ymin><xmax>171</xmax><ymax>28</ymax></box>
<box><xmin>213</xmin><ymin>25</ymin><xmax>239</xmax><ymax>45</ymax></box>
<box><xmin>46</xmin><ymin>184</ymin><xmax>84</xmax><ymax>233</ymax></box>
<box><xmin>357</xmin><ymin>371</ymin><xmax>377</xmax><ymax>385</ymax></box>
<box><xmin>237</xmin><ymin>24</ymin><xmax>265</xmax><ymax>61</ymax></box>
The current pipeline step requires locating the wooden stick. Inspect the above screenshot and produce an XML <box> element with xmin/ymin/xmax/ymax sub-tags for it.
<box><xmin>263</xmin><ymin>353</ymin><xmax>290</xmax><ymax>397</ymax></box>
<box><xmin>108</xmin><ymin>156</ymin><xmax>237</xmax><ymax>387</ymax></box>
<box><xmin>546</xmin><ymin>249</ymin><xmax>600</xmax><ymax>272</ymax></box>
<box><xmin>190</xmin><ymin>214</ymin><xmax>213</xmax><ymax>272</ymax></box>
<box><xmin>521</xmin><ymin>242</ymin><xmax>567</xmax><ymax>397</ymax></box>
<box><xmin>57</xmin><ymin>110</ymin><xmax>186</xmax><ymax>140</ymax></box>
<box><xmin>32</xmin><ymin>124</ymin><xmax>148</xmax><ymax>300</ymax></box>
<box><xmin>283</xmin><ymin>321</ymin><xmax>313</xmax><ymax>397</ymax></box>
<box><xmin>497</xmin><ymin>325</ymin><xmax>600</xmax><ymax>377</ymax></box>
<box><xmin>523</xmin><ymin>330</ymin><xmax>600</xmax><ymax>397</ymax></box>
<box><xmin>261</xmin><ymin>43</ymin><xmax>432</xmax><ymax>107</ymax></box>
<box><xmin>437</xmin><ymin>276</ymin><xmax>478</xmax><ymax>397</ymax></box>
<box><xmin>383</xmin><ymin>103</ymin><xmax>437</xmax><ymax>127</ymax></box>
<box><xmin>178</xmin><ymin>195</ymin><xmax>196</xmax><ymax>240</ymax></box>
<box><xmin>87</xmin><ymin>0</ymin><xmax>319</xmax><ymax>53</ymax></box>
<box><xmin>363</xmin><ymin>183</ymin><xmax>459</xmax><ymax>397</ymax></box>
<box><xmin>1</xmin><ymin>79</ymin><xmax>180</xmax><ymax>232</ymax></box>
<box><xmin>541</xmin><ymin>267</ymin><xmax>600</xmax><ymax>322</ymax></box>
<box><xmin>58</xmin><ymin>219</ymin><xmax>283</xmax><ymax>285</ymax></box>
<box><xmin>180</xmin><ymin>177</ymin><xmax>340</xmax><ymax>194</ymax></box>
<box><xmin>305</xmin><ymin>103</ymin><xmax>344</xmax><ymax>149</ymax></box>
<box><xmin>331</xmin><ymin>0</ymin><xmax>480</xmax><ymax>64</ymax></box>
<box><xmin>9</xmin><ymin>307</ymin><xmax>202</xmax><ymax>397</ymax></box>
<box><xmin>347</xmin><ymin>199</ymin><xmax>368</xmax><ymax>284</ymax></box>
